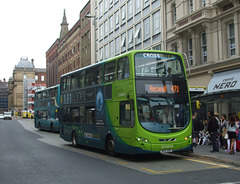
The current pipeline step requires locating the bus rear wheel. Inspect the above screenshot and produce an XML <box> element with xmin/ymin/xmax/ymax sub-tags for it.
<box><xmin>72</xmin><ymin>132</ymin><xmax>77</xmax><ymax>147</ymax></box>
<box><xmin>50</xmin><ymin>123</ymin><xmax>53</xmax><ymax>132</ymax></box>
<box><xmin>106</xmin><ymin>136</ymin><xmax>115</xmax><ymax>156</ymax></box>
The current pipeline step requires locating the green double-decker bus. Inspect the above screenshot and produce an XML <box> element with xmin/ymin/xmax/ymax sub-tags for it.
<box><xmin>59</xmin><ymin>50</ymin><xmax>192</xmax><ymax>155</ymax></box>
<box><xmin>34</xmin><ymin>85</ymin><xmax>60</xmax><ymax>132</ymax></box>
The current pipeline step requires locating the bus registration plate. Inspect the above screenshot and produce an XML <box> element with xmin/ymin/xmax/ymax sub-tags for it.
<box><xmin>160</xmin><ymin>149</ymin><xmax>172</xmax><ymax>153</ymax></box>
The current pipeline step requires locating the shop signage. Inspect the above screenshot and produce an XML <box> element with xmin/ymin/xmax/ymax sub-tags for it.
<box><xmin>207</xmin><ymin>68</ymin><xmax>240</xmax><ymax>93</ymax></box>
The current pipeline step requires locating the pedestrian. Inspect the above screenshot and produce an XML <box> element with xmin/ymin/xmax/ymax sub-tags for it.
<box><xmin>214</xmin><ymin>113</ymin><xmax>221</xmax><ymax>134</ymax></box>
<box><xmin>192</xmin><ymin>112</ymin><xmax>200</xmax><ymax>147</ymax></box>
<box><xmin>207</xmin><ymin>111</ymin><xmax>219</xmax><ymax>153</ymax></box>
<box><xmin>227</xmin><ymin>115</ymin><xmax>239</xmax><ymax>154</ymax></box>
<box><xmin>234</xmin><ymin>115</ymin><xmax>239</xmax><ymax>152</ymax></box>
<box><xmin>220</xmin><ymin>114</ymin><xmax>228</xmax><ymax>149</ymax></box>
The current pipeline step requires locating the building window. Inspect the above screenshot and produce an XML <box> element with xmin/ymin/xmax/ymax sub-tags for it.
<box><xmin>104</xmin><ymin>20</ymin><xmax>108</xmax><ymax>37</ymax></box>
<box><xmin>100</xmin><ymin>24</ymin><xmax>103</xmax><ymax>40</ymax></box>
<box><xmin>110</xmin><ymin>41</ymin><xmax>114</xmax><ymax>58</ymax></box>
<box><xmin>115</xmin><ymin>10</ymin><xmax>119</xmax><ymax>29</ymax></box>
<box><xmin>153</xmin><ymin>10</ymin><xmax>160</xmax><ymax>35</ymax></box>
<box><xmin>35</xmin><ymin>75</ymin><xmax>38</xmax><ymax>81</ymax></box>
<box><xmin>143</xmin><ymin>17</ymin><xmax>150</xmax><ymax>40</ymax></box>
<box><xmin>41</xmin><ymin>76</ymin><xmax>45</xmax><ymax>82</ymax></box>
<box><xmin>143</xmin><ymin>0</ymin><xmax>150</xmax><ymax>8</ymax></box>
<box><xmin>201</xmin><ymin>32</ymin><xmax>207</xmax><ymax>62</ymax></box>
<box><xmin>172</xmin><ymin>3</ymin><xmax>176</xmax><ymax>24</ymax></box>
<box><xmin>115</xmin><ymin>37</ymin><xmax>120</xmax><ymax>55</ymax></box>
<box><xmin>104</xmin><ymin>0</ymin><xmax>108</xmax><ymax>13</ymax></box>
<box><xmin>127</xmin><ymin>0</ymin><xmax>133</xmax><ymax>19</ymax></box>
<box><xmin>121</xmin><ymin>32</ymin><xmax>126</xmax><ymax>52</ymax></box>
<box><xmin>109</xmin><ymin>15</ymin><xmax>114</xmax><ymax>33</ymax></box>
<box><xmin>135</xmin><ymin>0</ymin><xmax>141</xmax><ymax>14</ymax></box>
<box><xmin>109</xmin><ymin>0</ymin><xmax>113</xmax><ymax>6</ymax></box>
<box><xmin>121</xmin><ymin>5</ymin><xmax>126</xmax><ymax>24</ymax></box>
<box><xmin>128</xmin><ymin>28</ymin><xmax>133</xmax><ymax>48</ymax></box>
<box><xmin>99</xmin><ymin>1</ymin><xmax>103</xmax><ymax>17</ymax></box>
<box><xmin>24</xmin><ymin>74</ymin><xmax>26</xmax><ymax>79</ymax></box>
<box><xmin>188</xmin><ymin>38</ymin><xmax>193</xmax><ymax>65</ymax></box>
<box><xmin>100</xmin><ymin>47</ymin><xmax>104</xmax><ymax>61</ymax></box>
<box><xmin>189</xmin><ymin>0</ymin><xmax>193</xmax><ymax>13</ymax></box>
<box><xmin>135</xmin><ymin>23</ymin><xmax>141</xmax><ymax>45</ymax></box>
<box><xmin>105</xmin><ymin>44</ymin><xmax>109</xmax><ymax>59</ymax></box>
<box><xmin>228</xmin><ymin>23</ymin><xmax>235</xmax><ymax>56</ymax></box>
<box><xmin>153</xmin><ymin>44</ymin><xmax>161</xmax><ymax>50</ymax></box>
<box><xmin>202</xmin><ymin>0</ymin><xmax>206</xmax><ymax>7</ymax></box>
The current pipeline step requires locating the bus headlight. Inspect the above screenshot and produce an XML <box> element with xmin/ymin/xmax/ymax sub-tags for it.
<box><xmin>136</xmin><ymin>137</ymin><xmax>149</xmax><ymax>143</ymax></box>
<box><xmin>185</xmin><ymin>135</ymin><xmax>192</xmax><ymax>141</ymax></box>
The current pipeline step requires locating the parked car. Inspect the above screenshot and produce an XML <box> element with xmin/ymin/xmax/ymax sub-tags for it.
<box><xmin>4</xmin><ymin>112</ymin><xmax>12</xmax><ymax>120</ymax></box>
<box><xmin>0</xmin><ymin>114</ymin><xmax>4</xmax><ymax>119</ymax></box>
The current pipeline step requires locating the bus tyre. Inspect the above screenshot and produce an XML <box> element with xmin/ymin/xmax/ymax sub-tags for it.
<box><xmin>72</xmin><ymin>132</ymin><xmax>77</xmax><ymax>147</ymax></box>
<box><xmin>50</xmin><ymin>123</ymin><xmax>53</xmax><ymax>132</ymax></box>
<box><xmin>106</xmin><ymin>136</ymin><xmax>115</xmax><ymax>156</ymax></box>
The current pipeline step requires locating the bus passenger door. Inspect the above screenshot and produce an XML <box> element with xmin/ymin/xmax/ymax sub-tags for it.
<box><xmin>116</xmin><ymin>100</ymin><xmax>135</xmax><ymax>147</ymax></box>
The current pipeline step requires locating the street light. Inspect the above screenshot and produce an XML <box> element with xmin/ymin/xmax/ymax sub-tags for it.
<box><xmin>85</xmin><ymin>14</ymin><xmax>96</xmax><ymax>64</ymax></box>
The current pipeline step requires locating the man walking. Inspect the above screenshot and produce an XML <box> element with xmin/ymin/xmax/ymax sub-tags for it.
<box><xmin>208</xmin><ymin>111</ymin><xmax>219</xmax><ymax>152</ymax></box>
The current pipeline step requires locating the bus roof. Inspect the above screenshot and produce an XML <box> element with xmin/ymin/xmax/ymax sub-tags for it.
<box><xmin>60</xmin><ymin>50</ymin><xmax>181</xmax><ymax>79</ymax></box>
<box><xmin>35</xmin><ymin>84</ymin><xmax>60</xmax><ymax>93</ymax></box>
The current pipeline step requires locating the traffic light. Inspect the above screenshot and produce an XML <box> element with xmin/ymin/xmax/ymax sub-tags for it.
<box><xmin>196</xmin><ymin>100</ymin><xmax>201</xmax><ymax>109</ymax></box>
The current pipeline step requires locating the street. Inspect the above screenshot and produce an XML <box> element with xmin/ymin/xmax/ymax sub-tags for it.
<box><xmin>1</xmin><ymin>119</ymin><xmax>240</xmax><ymax>184</ymax></box>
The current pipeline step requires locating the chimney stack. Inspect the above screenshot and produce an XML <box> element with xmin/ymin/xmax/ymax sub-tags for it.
<box><xmin>31</xmin><ymin>59</ymin><xmax>34</xmax><ymax>67</ymax></box>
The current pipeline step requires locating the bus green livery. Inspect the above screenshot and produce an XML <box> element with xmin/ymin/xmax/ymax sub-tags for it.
<box><xmin>59</xmin><ymin>50</ymin><xmax>192</xmax><ymax>155</ymax></box>
<box><xmin>34</xmin><ymin>85</ymin><xmax>60</xmax><ymax>132</ymax></box>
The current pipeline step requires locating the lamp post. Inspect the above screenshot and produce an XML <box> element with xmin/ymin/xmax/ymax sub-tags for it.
<box><xmin>85</xmin><ymin>15</ymin><xmax>97</xmax><ymax>64</ymax></box>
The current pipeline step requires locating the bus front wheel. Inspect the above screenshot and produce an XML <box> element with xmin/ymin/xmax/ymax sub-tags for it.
<box><xmin>106</xmin><ymin>136</ymin><xmax>115</xmax><ymax>156</ymax></box>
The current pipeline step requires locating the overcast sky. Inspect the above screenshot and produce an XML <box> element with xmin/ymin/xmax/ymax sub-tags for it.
<box><xmin>0</xmin><ymin>0</ymin><xmax>89</xmax><ymax>81</ymax></box>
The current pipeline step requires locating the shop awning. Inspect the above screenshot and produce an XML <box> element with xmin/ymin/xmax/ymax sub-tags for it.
<box><xmin>191</xmin><ymin>68</ymin><xmax>240</xmax><ymax>102</ymax></box>
<box><xmin>207</xmin><ymin>68</ymin><xmax>240</xmax><ymax>93</ymax></box>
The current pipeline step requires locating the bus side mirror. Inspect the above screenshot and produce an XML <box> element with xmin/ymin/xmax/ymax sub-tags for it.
<box><xmin>196</xmin><ymin>100</ymin><xmax>201</xmax><ymax>109</ymax></box>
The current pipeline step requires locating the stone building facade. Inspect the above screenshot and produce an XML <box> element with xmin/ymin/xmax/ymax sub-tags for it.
<box><xmin>8</xmin><ymin>57</ymin><xmax>46</xmax><ymax>114</ymax></box>
<box><xmin>0</xmin><ymin>79</ymin><xmax>8</xmax><ymax>113</ymax></box>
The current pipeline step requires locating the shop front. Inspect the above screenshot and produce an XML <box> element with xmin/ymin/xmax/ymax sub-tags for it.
<box><xmin>191</xmin><ymin>68</ymin><xmax>240</xmax><ymax>120</ymax></box>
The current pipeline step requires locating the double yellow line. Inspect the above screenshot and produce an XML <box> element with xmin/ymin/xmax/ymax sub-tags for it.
<box><xmin>140</xmin><ymin>158</ymin><xmax>231</xmax><ymax>174</ymax></box>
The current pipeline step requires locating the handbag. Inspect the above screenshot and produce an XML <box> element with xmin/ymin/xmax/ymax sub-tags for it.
<box><xmin>222</xmin><ymin>128</ymin><xmax>227</xmax><ymax>137</ymax></box>
<box><xmin>224</xmin><ymin>133</ymin><xmax>228</xmax><ymax>139</ymax></box>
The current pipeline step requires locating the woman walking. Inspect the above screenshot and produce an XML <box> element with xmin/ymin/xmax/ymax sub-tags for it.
<box><xmin>227</xmin><ymin>115</ymin><xmax>239</xmax><ymax>154</ymax></box>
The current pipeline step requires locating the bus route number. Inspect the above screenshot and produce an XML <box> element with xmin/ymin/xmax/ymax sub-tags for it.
<box><xmin>171</xmin><ymin>85</ymin><xmax>179</xmax><ymax>93</ymax></box>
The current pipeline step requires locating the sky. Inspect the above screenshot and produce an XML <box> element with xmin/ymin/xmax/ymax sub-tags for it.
<box><xmin>0</xmin><ymin>0</ymin><xmax>89</xmax><ymax>81</ymax></box>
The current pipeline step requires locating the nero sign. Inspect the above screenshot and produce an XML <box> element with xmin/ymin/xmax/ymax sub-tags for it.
<box><xmin>213</xmin><ymin>80</ymin><xmax>237</xmax><ymax>90</ymax></box>
<box><xmin>207</xmin><ymin>69</ymin><xmax>240</xmax><ymax>93</ymax></box>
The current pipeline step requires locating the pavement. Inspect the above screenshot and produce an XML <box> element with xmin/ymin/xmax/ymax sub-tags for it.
<box><xmin>186</xmin><ymin>144</ymin><xmax>240</xmax><ymax>167</ymax></box>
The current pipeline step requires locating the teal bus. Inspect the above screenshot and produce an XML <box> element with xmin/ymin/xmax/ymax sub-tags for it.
<box><xmin>34</xmin><ymin>85</ymin><xmax>60</xmax><ymax>132</ymax></box>
<box><xmin>59</xmin><ymin>50</ymin><xmax>192</xmax><ymax>155</ymax></box>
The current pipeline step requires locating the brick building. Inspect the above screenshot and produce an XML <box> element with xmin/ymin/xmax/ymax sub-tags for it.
<box><xmin>46</xmin><ymin>2</ymin><xmax>91</xmax><ymax>87</ymax></box>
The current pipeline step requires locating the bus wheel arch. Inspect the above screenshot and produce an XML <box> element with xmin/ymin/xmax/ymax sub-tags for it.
<box><xmin>105</xmin><ymin>134</ymin><xmax>115</xmax><ymax>156</ymax></box>
<box><xmin>71</xmin><ymin>131</ymin><xmax>78</xmax><ymax>147</ymax></box>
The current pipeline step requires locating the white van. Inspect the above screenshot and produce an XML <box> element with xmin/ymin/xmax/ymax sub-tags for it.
<box><xmin>4</xmin><ymin>112</ymin><xmax>12</xmax><ymax>120</ymax></box>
